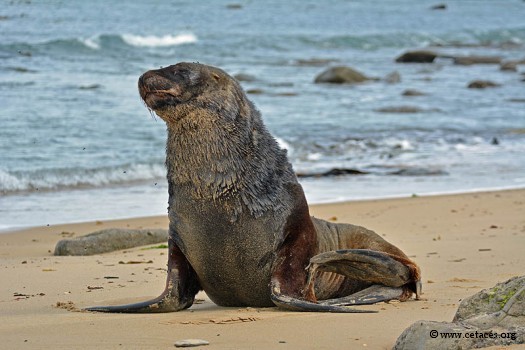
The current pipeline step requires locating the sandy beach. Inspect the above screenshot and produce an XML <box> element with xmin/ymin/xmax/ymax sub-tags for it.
<box><xmin>1</xmin><ymin>189</ymin><xmax>524</xmax><ymax>349</ymax></box>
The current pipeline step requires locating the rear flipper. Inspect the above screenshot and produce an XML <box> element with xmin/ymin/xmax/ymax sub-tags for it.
<box><xmin>320</xmin><ymin>285</ymin><xmax>405</xmax><ymax>306</ymax></box>
<box><xmin>270</xmin><ymin>279</ymin><xmax>377</xmax><ymax>313</ymax></box>
<box><xmin>307</xmin><ymin>249</ymin><xmax>421</xmax><ymax>306</ymax></box>
<box><xmin>84</xmin><ymin>237</ymin><xmax>200</xmax><ymax>313</ymax></box>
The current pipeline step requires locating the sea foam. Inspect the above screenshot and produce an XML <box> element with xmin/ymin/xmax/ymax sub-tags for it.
<box><xmin>122</xmin><ymin>33</ymin><xmax>197</xmax><ymax>47</ymax></box>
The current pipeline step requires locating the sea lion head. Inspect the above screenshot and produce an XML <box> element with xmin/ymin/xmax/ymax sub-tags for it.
<box><xmin>138</xmin><ymin>62</ymin><xmax>246</xmax><ymax>125</ymax></box>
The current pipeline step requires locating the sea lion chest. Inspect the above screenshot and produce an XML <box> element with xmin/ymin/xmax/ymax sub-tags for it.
<box><xmin>168</xmin><ymin>189</ymin><xmax>280</xmax><ymax>307</ymax></box>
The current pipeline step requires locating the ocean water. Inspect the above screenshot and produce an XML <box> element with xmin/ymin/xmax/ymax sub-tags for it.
<box><xmin>1</xmin><ymin>0</ymin><xmax>525</xmax><ymax>230</ymax></box>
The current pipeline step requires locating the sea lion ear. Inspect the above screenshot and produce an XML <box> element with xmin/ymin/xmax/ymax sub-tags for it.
<box><xmin>212</xmin><ymin>72</ymin><xmax>221</xmax><ymax>82</ymax></box>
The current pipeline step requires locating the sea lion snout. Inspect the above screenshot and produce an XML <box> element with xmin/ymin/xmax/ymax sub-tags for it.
<box><xmin>138</xmin><ymin>70</ymin><xmax>184</xmax><ymax>110</ymax></box>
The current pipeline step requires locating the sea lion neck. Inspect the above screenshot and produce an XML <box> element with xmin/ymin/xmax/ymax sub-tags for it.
<box><xmin>164</xmin><ymin>104</ymin><xmax>294</xmax><ymax>218</ymax></box>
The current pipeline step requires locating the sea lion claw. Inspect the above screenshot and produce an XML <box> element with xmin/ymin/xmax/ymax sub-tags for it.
<box><xmin>84</xmin><ymin>294</ymin><xmax>181</xmax><ymax>313</ymax></box>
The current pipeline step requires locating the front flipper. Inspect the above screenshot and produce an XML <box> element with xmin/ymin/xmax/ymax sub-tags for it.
<box><xmin>84</xmin><ymin>237</ymin><xmax>200</xmax><ymax>313</ymax></box>
<box><xmin>306</xmin><ymin>249</ymin><xmax>421</xmax><ymax>306</ymax></box>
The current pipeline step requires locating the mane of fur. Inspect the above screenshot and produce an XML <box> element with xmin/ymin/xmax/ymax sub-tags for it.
<box><xmin>163</xmin><ymin>70</ymin><xmax>296</xmax><ymax>220</ymax></box>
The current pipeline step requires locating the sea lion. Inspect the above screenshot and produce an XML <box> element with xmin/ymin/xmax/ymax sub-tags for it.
<box><xmin>86</xmin><ymin>62</ymin><xmax>421</xmax><ymax>313</ymax></box>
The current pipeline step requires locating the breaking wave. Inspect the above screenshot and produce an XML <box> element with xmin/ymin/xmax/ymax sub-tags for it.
<box><xmin>0</xmin><ymin>32</ymin><xmax>198</xmax><ymax>54</ymax></box>
<box><xmin>0</xmin><ymin>163</ymin><xmax>166</xmax><ymax>194</ymax></box>
<box><xmin>121</xmin><ymin>33</ymin><xmax>198</xmax><ymax>47</ymax></box>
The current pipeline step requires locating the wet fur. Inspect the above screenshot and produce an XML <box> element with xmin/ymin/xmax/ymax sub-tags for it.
<box><xmin>136</xmin><ymin>62</ymin><xmax>420</xmax><ymax>308</ymax></box>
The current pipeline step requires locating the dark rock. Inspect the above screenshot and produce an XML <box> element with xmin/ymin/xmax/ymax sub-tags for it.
<box><xmin>233</xmin><ymin>73</ymin><xmax>256</xmax><ymax>82</ymax></box>
<box><xmin>384</xmin><ymin>71</ymin><xmax>401</xmax><ymax>84</ymax></box>
<box><xmin>430</xmin><ymin>4</ymin><xmax>447</xmax><ymax>10</ymax></box>
<box><xmin>268</xmin><ymin>82</ymin><xmax>294</xmax><ymax>87</ymax></box>
<box><xmin>314</xmin><ymin>66</ymin><xmax>372</xmax><ymax>84</ymax></box>
<box><xmin>394</xmin><ymin>276</ymin><xmax>525</xmax><ymax>350</ymax></box>
<box><xmin>79</xmin><ymin>84</ymin><xmax>102</xmax><ymax>90</ymax></box>
<box><xmin>467</xmin><ymin>80</ymin><xmax>501</xmax><ymax>89</ymax></box>
<box><xmin>388</xmin><ymin>168</ymin><xmax>448</xmax><ymax>176</ymax></box>
<box><xmin>500</xmin><ymin>61</ymin><xmax>518</xmax><ymax>72</ymax></box>
<box><xmin>454</xmin><ymin>55</ymin><xmax>502</xmax><ymax>65</ymax></box>
<box><xmin>297</xmin><ymin>168</ymin><xmax>369</xmax><ymax>178</ymax></box>
<box><xmin>293</xmin><ymin>58</ymin><xmax>338</xmax><ymax>66</ymax></box>
<box><xmin>395</xmin><ymin>51</ymin><xmax>438</xmax><ymax>63</ymax></box>
<box><xmin>274</xmin><ymin>92</ymin><xmax>298</xmax><ymax>97</ymax></box>
<box><xmin>402</xmin><ymin>89</ymin><xmax>426</xmax><ymax>97</ymax></box>
<box><xmin>376</xmin><ymin>106</ymin><xmax>425</xmax><ymax>113</ymax></box>
<box><xmin>246</xmin><ymin>88</ymin><xmax>264</xmax><ymax>94</ymax></box>
<box><xmin>226</xmin><ymin>4</ymin><xmax>242</xmax><ymax>9</ymax></box>
<box><xmin>8</xmin><ymin>67</ymin><xmax>36</xmax><ymax>73</ymax></box>
<box><xmin>54</xmin><ymin>228</ymin><xmax>168</xmax><ymax>256</ymax></box>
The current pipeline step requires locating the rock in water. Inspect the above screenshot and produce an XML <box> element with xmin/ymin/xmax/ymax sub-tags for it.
<box><xmin>314</xmin><ymin>66</ymin><xmax>372</xmax><ymax>84</ymax></box>
<box><xmin>384</xmin><ymin>71</ymin><xmax>401</xmax><ymax>84</ymax></box>
<box><xmin>500</xmin><ymin>61</ymin><xmax>518</xmax><ymax>72</ymax></box>
<box><xmin>54</xmin><ymin>228</ymin><xmax>168</xmax><ymax>256</ymax></box>
<box><xmin>395</xmin><ymin>51</ymin><xmax>438</xmax><ymax>63</ymax></box>
<box><xmin>233</xmin><ymin>73</ymin><xmax>256</xmax><ymax>82</ymax></box>
<box><xmin>430</xmin><ymin>4</ymin><xmax>447</xmax><ymax>10</ymax></box>
<box><xmin>375</xmin><ymin>106</ymin><xmax>425</xmax><ymax>113</ymax></box>
<box><xmin>467</xmin><ymin>80</ymin><xmax>501</xmax><ymax>89</ymax></box>
<box><xmin>454</xmin><ymin>55</ymin><xmax>502</xmax><ymax>65</ymax></box>
<box><xmin>402</xmin><ymin>89</ymin><xmax>426</xmax><ymax>97</ymax></box>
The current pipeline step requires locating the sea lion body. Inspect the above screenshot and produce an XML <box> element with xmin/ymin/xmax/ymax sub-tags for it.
<box><xmin>170</xmin><ymin>187</ymin><xmax>280</xmax><ymax>307</ymax></box>
<box><xmin>86</xmin><ymin>62</ymin><xmax>421</xmax><ymax>313</ymax></box>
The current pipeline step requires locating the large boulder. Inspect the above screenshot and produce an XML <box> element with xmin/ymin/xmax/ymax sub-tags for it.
<box><xmin>453</xmin><ymin>275</ymin><xmax>525</xmax><ymax>328</ymax></box>
<box><xmin>314</xmin><ymin>66</ymin><xmax>372</xmax><ymax>84</ymax></box>
<box><xmin>394</xmin><ymin>276</ymin><xmax>525</xmax><ymax>350</ymax></box>
<box><xmin>54</xmin><ymin>228</ymin><xmax>168</xmax><ymax>256</ymax></box>
<box><xmin>395</xmin><ymin>51</ymin><xmax>438</xmax><ymax>63</ymax></box>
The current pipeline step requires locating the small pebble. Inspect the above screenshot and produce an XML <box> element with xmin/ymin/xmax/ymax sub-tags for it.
<box><xmin>174</xmin><ymin>339</ymin><xmax>209</xmax><ymax>348</ymax></box>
